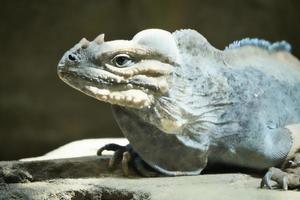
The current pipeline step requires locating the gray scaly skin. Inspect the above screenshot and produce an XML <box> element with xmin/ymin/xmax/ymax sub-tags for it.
<box><xmin>58</xmin><ymin>29</ymin><xmax>300</xmax><ymax>189</ymax></box>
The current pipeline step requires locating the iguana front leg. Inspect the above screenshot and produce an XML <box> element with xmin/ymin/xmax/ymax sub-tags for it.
<box><xmin>261</xmin><ymin>152</ymin><xmax>300</xmax><ymax>190</ymax></box>
<box><xmin>97</xmin><ymin>144</ymin><xmax>161</xmax><ymax>177</ymax></box>
<box><xmin>261</xmin><ymin>124</ymin><xmax>300</xmax><ymax>190</ymax></box>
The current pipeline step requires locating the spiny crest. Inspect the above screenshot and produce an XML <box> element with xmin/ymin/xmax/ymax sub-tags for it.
<box><xmin>225</xmin><ymin>38</ymin><xmax>292</xmax><ymax>52</ymax></box>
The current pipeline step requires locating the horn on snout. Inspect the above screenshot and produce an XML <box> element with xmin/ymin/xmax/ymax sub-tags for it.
<box><xmin>79</xmin><ymin>37</ymin><xmax>90</xmax><ymax>49</ymax></box>
<box><xmin>94</xmin><ymin>34</ymin><xmax>105</xmax><ymax>44</ymax></box>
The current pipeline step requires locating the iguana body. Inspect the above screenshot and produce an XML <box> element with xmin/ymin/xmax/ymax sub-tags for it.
<box><xmin>58</xmin><ymin>29</ymin><xmax>300</xmax><ymax>188</ymax></box>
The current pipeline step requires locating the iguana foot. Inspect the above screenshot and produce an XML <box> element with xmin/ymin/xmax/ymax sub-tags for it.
<box><xmin>261</xmin><ymin>153</ymin><xmax>300</xmax><ymax>190</ymax></box>
<box><xmin>97</xmin><ymin>143</ymin><xmax>161</xmax><ymax>177</ymax></box>
<box><xmin>260</xmin><ymin>167</ymin><xmax>300</xmax><ymax>190</ymax></box>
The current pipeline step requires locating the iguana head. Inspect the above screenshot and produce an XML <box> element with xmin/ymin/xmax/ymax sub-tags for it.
<box><xmin>58</xmin><ymin>29</ymin><xmax>180</xmax><ymax>109</ymax></box>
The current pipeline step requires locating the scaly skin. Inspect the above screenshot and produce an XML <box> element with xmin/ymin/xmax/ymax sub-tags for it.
<box><xmin>58</xmin><ymin>29</ymin><xmax>300</xmax><ymax>189</ymax></box>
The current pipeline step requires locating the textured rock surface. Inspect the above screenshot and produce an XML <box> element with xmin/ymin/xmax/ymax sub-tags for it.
<box><xmin>1</xmin><ymin>139</ymin><xmax>300</xmax><ymax>200</ymax></box>
<box><xmin>1</xmin><ymin>173</ymin><xmax>300</xmax><ymax>200</ymax></box>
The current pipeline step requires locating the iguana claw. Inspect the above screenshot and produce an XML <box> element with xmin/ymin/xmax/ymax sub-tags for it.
<box><xmin>97</xmin><ymin>143</ymin><xmax>160</xmax><ymax>177</ymax></box>
<box><xmin>261</xmin><ymin>153</ymin><xmax>300</xmax><ymax>190</ymax></box>
<box><xmin>261</xmin><ymin>167</ymin><xmax>300</xmax><ymax>190</ymax></box>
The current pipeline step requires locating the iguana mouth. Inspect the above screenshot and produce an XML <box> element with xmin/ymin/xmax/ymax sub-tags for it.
<box><xmin>85</xmin><ymin>86</ymin><xmax>152</xmax><ymax>108</ymax></box>
<box><xmin>58</xmin><ymin>67</ymin><xmax>154</xmax><ymax>109</ymax></box>
<box><xmin>57</xmin><ymin>30</ymin><xmax>175</xmax><ymax>109</ymax></box>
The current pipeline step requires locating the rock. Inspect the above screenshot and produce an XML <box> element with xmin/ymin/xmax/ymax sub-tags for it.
<box><xmin>1</xmin><ymin>156</ymin><xmax>129</xmax><ymax>183</ymax></box>
<box><xmin>1</xmin><ymin>139</ymin><xmax>300</xmax><ymax>200</ymax></box>
<box><xmin>20</xmin><ymin>138</ymin><xmax>129</xmax><ymax>161</ymax></box>
<box><xmin>1</xmin><ymin>174</ymin><xmax>300</xmax><ymax>200</ymax></box>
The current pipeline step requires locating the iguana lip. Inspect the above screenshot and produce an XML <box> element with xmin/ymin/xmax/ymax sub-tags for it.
<box><xmin>58</xmin><ymin>67</ymin><xmax>161</xmax><ymax>94</ymax></box>
<box><xmin>58</xmin><ymin>67</ymin><xmax>125</xmax><ymax>85</ymax></box>
<box><xmin>84</xmin><ymin>85</ymin><xmax>153</xmax><ymax>108</ymax></box>
<box><xmin>57</xmin><ymin>67</ymin><xmax>154</xmax><ymax>108</ymax></box>
<box><xmin>58</xmin><ymin>70</ymin><xmax>115</xmax><ymax>86</ymax></box>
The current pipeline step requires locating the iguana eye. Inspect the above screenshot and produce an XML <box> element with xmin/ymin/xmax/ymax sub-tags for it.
<box><xmin>112</xmin><ymin>54</ymin><xmax>133</xmax><ymax>68</ymax></box>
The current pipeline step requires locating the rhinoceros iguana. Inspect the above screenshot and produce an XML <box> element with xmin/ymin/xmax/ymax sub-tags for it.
<box><xmin>57</xmin><ymin>29</ymin><xmax>300</xmax><ymax>190</ymax></box>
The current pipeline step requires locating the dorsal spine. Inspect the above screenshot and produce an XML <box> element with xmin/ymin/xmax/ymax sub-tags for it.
<box><xmin>225</xmin><ymin>38</ymin><xmax>292</xmax><ymax>52</ymax></box>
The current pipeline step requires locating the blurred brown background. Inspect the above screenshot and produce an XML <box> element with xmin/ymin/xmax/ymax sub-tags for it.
<box><xmin>0</xmin><ymin>0</ymin><xmax>299</xmax><ymax>160</ymax></box>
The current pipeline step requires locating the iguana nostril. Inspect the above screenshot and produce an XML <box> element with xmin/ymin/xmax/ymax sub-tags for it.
<box><xmin>68</xmin><ymin>54</ymin><xmax>76</xmax><ymax>61</ymax></box>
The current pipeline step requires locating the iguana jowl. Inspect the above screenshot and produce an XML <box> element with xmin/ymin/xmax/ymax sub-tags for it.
<box><xmin>58</xmin><ymin>29</ymin><xmax>300</xmax><ymax>189</ymax></box>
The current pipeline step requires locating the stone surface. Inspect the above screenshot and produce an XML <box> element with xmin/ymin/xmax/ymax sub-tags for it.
<box><xmin>1</xmin><ymin>139</ymin><xmax>300</xmax><ymax>200</ymax></box>
<box><xmin>20</xmin><ymin>138</ymin><xmax>129</xmax><ymax>161</ymax></box>
<box><xmin>1</xmin><ymin>174</ymin><xmax>300</xmax><ymax>200</ymax></box>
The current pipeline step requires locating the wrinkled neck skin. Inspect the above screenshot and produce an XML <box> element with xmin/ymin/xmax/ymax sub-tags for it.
<box><xmin>123</xmin><ymin>31</ymin><xmax>230</xmax><ymax>138</ymax></box>
<box><xmin>116</xmin><ymin>32</ymin><xmax>232</xmax><ymax>169</ymax></box>
<box><xmin>113</xmin><ymin>31</ymin><xmax>233</xmax><ymax>174</ymax></box>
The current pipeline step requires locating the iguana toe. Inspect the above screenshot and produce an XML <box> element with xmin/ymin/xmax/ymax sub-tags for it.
<box><xmin>260</xmin><ymin>170</ymin><xmax>273</xmax><ymax>189</ymax></box>
<box><xmin>97</xmin><ymin>143</ymin><xmax>161</xmax><ymax>177</ymax></box>
<box><xmin>261</xmin><ymin>167</ymin><xmax>300</xmax><ymax>190</ymax></box>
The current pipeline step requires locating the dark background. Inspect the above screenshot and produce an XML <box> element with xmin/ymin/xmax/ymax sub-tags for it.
<box><xmin>1</xmin><ymin>0</ymin><xmax>299</xmax><ymax>160</ymax></box>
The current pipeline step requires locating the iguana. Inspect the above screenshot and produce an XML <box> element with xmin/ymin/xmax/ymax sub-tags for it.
<box><xmin>57</xmin><ymin>29</ymin><xmax>300</xmax><ymax>190</ymax></box>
